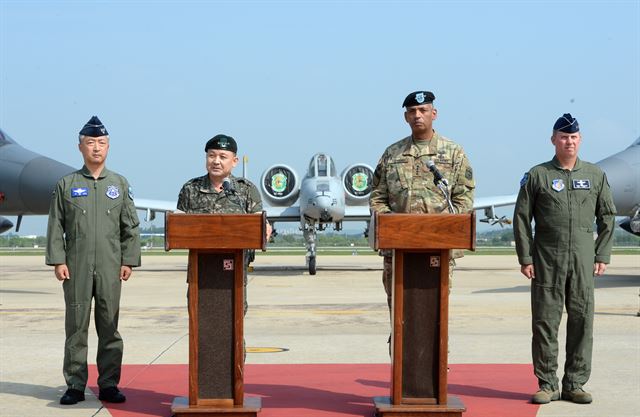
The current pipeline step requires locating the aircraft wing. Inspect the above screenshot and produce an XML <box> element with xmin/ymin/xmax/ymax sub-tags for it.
<box><xmin>343</xmin><ymin>205</ymin><xmax>373</xmax><ymax>221</ymax></box>
<box><xmin>473</xmin><ymin>193</ymin><xmax>519</xmax><ymax>226</ymax></box>
<box><xmin>473</xmin><ymin>194</ymin><xmax>519</xmax><ymax>210</ymax></box>
<box><xmin>265</xmin><ymin>205</ymin><xmax>300</xmax><ymax>222</ymax></box>
<box><xmin>134</xmin><ymin>198</ymin><xmax>176</xmax><ymax>221</ymax></box>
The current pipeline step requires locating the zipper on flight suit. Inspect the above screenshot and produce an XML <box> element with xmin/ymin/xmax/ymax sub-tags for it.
<box><xmin>567</xmin><ymin>170</ymin><xmax>573</xmax><ymax>257</ymax></box>
<box><xmin>93</xmin><ymin>179</ymin><xmax>98</xmax><ymax>277</ymax></box>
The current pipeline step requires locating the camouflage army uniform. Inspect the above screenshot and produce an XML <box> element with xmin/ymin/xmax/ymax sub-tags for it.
<box><xmin>177</xmin><ymin>174</ymin><xmax>263</xmax><ymax>314</ymax></box>
<box><xmin>370</xmin><ymin>132</ymin><xmax>475</xmax><ymax>311</ymax></box>
<box><xmin>46</xmin><ymin>166</ymin><xmax>141</xmax><ymax>392</ymax></box>
<box><xmin>177</xmin><ymin>174</ymin><xmax>262</xmax><ymax>215</ymax></box>
<box><xmin>513</xmin><ymin>157</ymin><xmax>616</xmax><ymax>393</ymax></box>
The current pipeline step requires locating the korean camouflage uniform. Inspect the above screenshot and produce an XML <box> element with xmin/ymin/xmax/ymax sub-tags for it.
<box><xmin>369</xmin><ymin>132</ymin><xmax>475</xmax><ymax>310</ymax></box>
<box><xmin>513</xmin><ymin>156</ymin><xmax>616</xmax><ymax>392</ymax></box>
<box><xmin>46</xmin><ymin>166</ymin><xmax>141</xmax><ymax>391</ymax></box>
<box><xmin>177</xmin><ymin>174</ymin><xmax>263</xmax><ymax>314</ymax></box>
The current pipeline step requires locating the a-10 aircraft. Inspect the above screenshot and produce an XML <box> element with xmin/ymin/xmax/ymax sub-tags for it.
<box><xmin>1</xmin><ymin>128</ymin><xmax>638</xmax><ymax>274</ymax></box>
<box><xmin>260</xmin><ymin>153</ymin><xmax>519</xmax><ymax>274</ymax></box>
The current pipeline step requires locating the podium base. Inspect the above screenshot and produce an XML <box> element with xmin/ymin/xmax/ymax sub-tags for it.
<box><xmin>374</xmin><ymin>395</ymin><xmax>465</xmax><ymax>417</ymax></box>
<box><xmin>171</xmin><ymin>396</ymin><xmax>261</xmax><ymax>417</ymax></box>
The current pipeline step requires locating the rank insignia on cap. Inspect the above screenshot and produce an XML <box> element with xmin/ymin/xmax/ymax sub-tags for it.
<box><xmin>106</xmin><ymin>185</ymin><xmax>120</xmax><ymax>199</ymax></box>
<box><xmin>551</xmin><ymin>179</ymin><xmax>565</xmax><ymax>192</ymax></box>
<box><xmin>520</xmin><ymin>173</ymin><xmax>529</xmax><ymax>188</ymax></box>
<box><xmin>572</xmin><ymin>179</ymin><xmax>591</xmax><ymax>189</ymax></box>
<box><xmin>71</xmin><ymin>187</ymin><xmax>89</xmax><ymax>197</ymax></box>
<box><xmin>402</xmin><ymin>90</ymin><xmax>435</xmax><ymax>107</ymax></box>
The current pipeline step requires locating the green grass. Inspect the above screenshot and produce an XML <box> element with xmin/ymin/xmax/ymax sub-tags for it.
<box><xmin>2</xmin><ymin>247</ymin><xmax>637</xmax><ymax>256</ymax></box>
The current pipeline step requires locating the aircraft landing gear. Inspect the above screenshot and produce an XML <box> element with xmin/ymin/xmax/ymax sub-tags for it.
<box><xmin>308</xmin><ymin>256</ymin><xmax>317</xmax><ymax>275</ymax></box>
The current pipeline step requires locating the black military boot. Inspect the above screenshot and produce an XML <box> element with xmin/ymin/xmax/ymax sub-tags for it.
<box><xmin>98</xmin><ymin>386</ymin><xmax>126</xmax><ymax>403</ymax></box>
<box><xmin>60</xmin><ymin>388</ymin><xmax>85</xmax><ymax>405</ymax></box>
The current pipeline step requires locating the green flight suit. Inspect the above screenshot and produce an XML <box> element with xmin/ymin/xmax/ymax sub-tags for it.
<box><xmin>370</xmin><ymin>132</ymin><xmax>475</xmax><ymax>310</ymax></box>
<box><xmin>46</xmin><ymin>166</ymin><xmax>141</xmax><ymax>391</ymax></box>
<box><xmin>513</xmin><ymin>156</ymin><xmax>616</xmax><ymax>392</ymax></box>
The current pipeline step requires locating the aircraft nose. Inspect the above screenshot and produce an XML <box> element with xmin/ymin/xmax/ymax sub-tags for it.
<box><xmin>313</xmin><ymin>195</ymin><xmax>332</xmax><ymax>211</ymax></box>
<box><xmin>20</xmin><ymin>156</ymin><xmax>75</xmax><ymax>213</ymax></box>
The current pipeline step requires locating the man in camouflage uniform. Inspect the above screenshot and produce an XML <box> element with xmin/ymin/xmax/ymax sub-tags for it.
<box><xmin>177</xmin><ymin>134</ymin><xmax>270</xmax><ymax>316</ymax></box>
<box><xmin>46</xmin><ymin>116</ymin><xmax>141</xmax><ymax>405</ymax></box>
<box><xmin>513</xmin><ymin>113</ymin><xmax>616</xmax><ymax>405</ymax></box>
<box><xmin>370</xmin><ymin>90</ymin><xmax>475</xmax><ymax>321</ymax></box>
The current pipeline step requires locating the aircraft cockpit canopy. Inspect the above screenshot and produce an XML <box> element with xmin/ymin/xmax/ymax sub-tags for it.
<box><xmin>309</xmin><ymin>153</ymin><xmax>336</xmax><ymax>177</ymax></box>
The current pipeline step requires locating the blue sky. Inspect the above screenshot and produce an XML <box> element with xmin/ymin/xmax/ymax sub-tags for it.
<box><xmin>1</xmin><ymin>0</ymin><xmax>638</xmax><ymax>235</ymax></box>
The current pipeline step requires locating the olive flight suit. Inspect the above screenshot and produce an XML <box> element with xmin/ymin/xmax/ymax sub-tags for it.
<box><xmin>513</xmin><ymin>156</ymin><xmax>616</xmax><ymax>392</ymax></box>
<box><xmin>46</xmin><ymin>166</ymin><xmax>141</xmax><ymax>391</ymax></box>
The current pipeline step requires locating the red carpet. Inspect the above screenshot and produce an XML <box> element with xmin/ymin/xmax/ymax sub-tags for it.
<box><xmin>88</xmin><ymin>363</ymin><xmax>539</xmax><ymax>417</ymax></box>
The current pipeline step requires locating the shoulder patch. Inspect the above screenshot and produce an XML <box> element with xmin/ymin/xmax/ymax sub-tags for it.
<box><xmin>465</xmin><ymin>167</ymin><xmax>473</xmax><ymax>180</ymax></box>
<box><xmin>519</xmin><ymin>173</ymin><xmax>529</xmax><ymax>188</ymax></box>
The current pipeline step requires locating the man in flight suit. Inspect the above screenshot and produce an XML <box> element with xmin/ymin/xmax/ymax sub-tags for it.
<box><xmin>513</xmin><ymin>113</ymin><xmax>616</xmax><ymax>404</ymax></box>
<box><xmin>46</xmin><ymin>116</ymin><xmax>141</xmax><ymax>405</ymax></box>
<box><xmin>369</xmin><ymin>90</ymin><xmax>475</xmax><ymax>338</ymax></box>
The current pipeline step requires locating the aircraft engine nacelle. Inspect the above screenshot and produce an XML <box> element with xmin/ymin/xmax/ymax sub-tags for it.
<box><xmin>260</xmin><ymin>164</ymin><xmax>301</xmax><ymax>206</ymax></box>
<box><xmin>341</xmin><ymin>163</ymin><xmax>374</xmax><ymax>205</ymax></box>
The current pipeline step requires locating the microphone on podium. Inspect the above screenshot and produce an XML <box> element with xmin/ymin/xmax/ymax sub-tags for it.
<box><xmin>426</xmin><ymin>160</ymin><xmax>447</xmax><ymax>186</ymax></box>
<box><xmin>222</xmin><ymin>177</ymin><xmax>235</xmax><ymax>194</ymax></box>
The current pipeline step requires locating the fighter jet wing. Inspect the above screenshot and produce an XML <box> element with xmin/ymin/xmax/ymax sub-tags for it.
<box><xmin>134</xmin><ymin>198</ymin><xmax>177</xmax><ymax>221</ymax></box>
<box><xmin>343</xmin><ymin>205</ymin><xmax>373</xmax><ymax>221</ymax></box>
<box><xmin>264</xmin><ymin>205</ymin><xmax>301</xmax><ymax>222</ymax></box>
<box><xmin>473</xmin><ymin>194</ymin><xmax>519</xmax><ymax>227</ymax></box>
<box><xmin>473</xmin><ymin>194</ymin><xmax>519</xmax><ymax>211</ymax></box>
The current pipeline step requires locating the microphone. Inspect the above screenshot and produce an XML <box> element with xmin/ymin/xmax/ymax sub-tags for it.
<box><xmin>426</xmin><ymin>160</ymin><xmax>446</xmax><ymax>185</ymax></box>
<box><xmin>222</xmin><ymin>177</ymin><xmax>235</xmax><ymax>194</ymax></box>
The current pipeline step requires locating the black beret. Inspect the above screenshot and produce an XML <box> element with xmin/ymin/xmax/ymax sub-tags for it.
<box><xmin>79</xmin><ymin>116</ymin><xmax>108</xmax><ymax>137</ymax></box>
<box><xmin>402</xmin><ymin>91</ymin><xmax>435</xmax><ymax>108</ymax></box>
<box><xmin>553</xmin><ymin>113</ymin><xmax>579</xmax><ymax>133</ymax></box>
<box><xmin>205</xmin><ymin>134</ymin><xmax>237</xmax><ymax>153</ymax></box>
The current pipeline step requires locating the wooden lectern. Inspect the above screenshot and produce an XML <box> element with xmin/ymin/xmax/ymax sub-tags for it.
<box><xmin>165</xmin><ymin>212</ymin><xmax>267</xmax><ymax>417</ymax></box>
<box><xmin>370</xmin><ymin>212</ymin><xmax>475</xmax><ymax>417</ymax></box>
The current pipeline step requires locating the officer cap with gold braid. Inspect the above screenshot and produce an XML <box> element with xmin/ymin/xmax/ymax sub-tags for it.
<box><xmin>205</xmin><ymin>134</ymin><xmax>238</xmax><ymax>153</ymax></box>
<box><xmin>553</xmin><ymin>113</ymin><xmax>579</xmax><ymax>133</ymax></box>
<box><xmin>402</xmin><ymin>91</ymin><xmax>435</xmax><ymax>108</ymax></box>
<box><xmin>79</xmin><ymin>116</ymin><xmax>108</xmax><ymax>137</ymax></box>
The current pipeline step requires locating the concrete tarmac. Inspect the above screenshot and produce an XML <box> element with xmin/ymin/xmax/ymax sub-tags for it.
<box><xmin>1</xmin><ymin>254</ymin><xmax>638</xmax><ymax>417</ymax></box>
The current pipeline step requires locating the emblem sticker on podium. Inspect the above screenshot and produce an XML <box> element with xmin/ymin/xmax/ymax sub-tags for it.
<box><xmin>223</xmin><ymin>259</ymin><xmax>234</xmax><ymax>271</ymax></box>
<box><xmin>430</xmin><ymin>256</ymin><xmax>441</xmax><ymax>268</ymax></box>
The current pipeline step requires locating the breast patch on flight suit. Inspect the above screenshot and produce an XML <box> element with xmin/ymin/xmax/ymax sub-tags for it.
<box><xmin>572</xmin><ymin>179</ymin><xmax>591</xmax><ymax>189</ymax></box>
<box><xmin>71</xmin><ymin>187</ymin><xmax>89</xmax><ymax>197</ymax></box>
<box><xmin>551</xmin><ymin>179</ymin><xmax>565</xmax><ymax>192</ymax></box>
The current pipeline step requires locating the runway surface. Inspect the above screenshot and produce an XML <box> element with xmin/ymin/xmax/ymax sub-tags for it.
<box><xmin>1</xmin><ymin>254</ymin><xmax>638</xmax><ymax>417</ymax></box>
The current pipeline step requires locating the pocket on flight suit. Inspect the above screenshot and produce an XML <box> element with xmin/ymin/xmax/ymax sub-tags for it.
<box><xmin>105</xmin><ymin>200</ymin><xmax>123</xmax><ymax>256</ymax></box>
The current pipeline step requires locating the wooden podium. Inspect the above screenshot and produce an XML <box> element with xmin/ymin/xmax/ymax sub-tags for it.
<box><xmin>370</xmin><ymin>212</ymin><xmax>475</xmax><ymax>417</ymax></box>
<box><xmin>165</xmin><ymin>212</ymin><xmax>267</xmax><ymax>417</ymax></box>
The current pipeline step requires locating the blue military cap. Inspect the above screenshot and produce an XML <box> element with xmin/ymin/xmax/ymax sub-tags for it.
<box><xmin>553</xmin><ymin>113</ymin><xmax>579</xmax><ymax>133</ymax></box>
<box><xmin>205</xmin><ymin>134</ymin><xmax>237</xmax><ymax>153</ymax></box>
<box><xmin>79</xmin><ymin>116</ymin><xmax>108</xmax><ymax>137</ymax></box>
<box><xmin>402</xmin><ymin>91</ymin><xmax>435</xmax><ymax>108</ymax></box>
